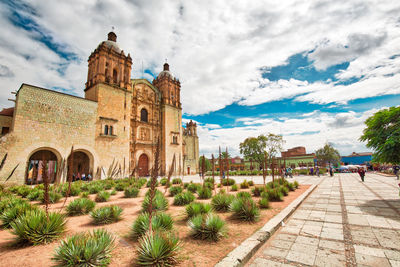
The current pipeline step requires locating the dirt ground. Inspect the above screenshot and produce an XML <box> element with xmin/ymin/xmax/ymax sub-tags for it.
<box><xmin>0</xmin><ymin>184</ymin><xmax>309</xmax><ymax>267</ymax></box>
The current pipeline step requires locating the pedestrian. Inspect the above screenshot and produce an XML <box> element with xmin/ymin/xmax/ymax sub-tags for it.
<box><xmin>87</xmin><ymin>173</ymin><xmax>92</xmax><ymax>181</ymax></box>
<box><xmin>394</xmin><ymin>165</ymin><xmax>400</xmax><ymax>180</ymax></box>
<box><xmin>316</xmin><ymin>166</ymin><xmax>320</xmax><ymax>177</ymax></box>
<box><xmin>329</xmin><ymin>167</ymin><xmax>333</xmax><ymax>177</ymax></box>
<box><xmin>358</xmin><ymin>167</ymin><xmax>365</xmax><ymax>182</ymax></box>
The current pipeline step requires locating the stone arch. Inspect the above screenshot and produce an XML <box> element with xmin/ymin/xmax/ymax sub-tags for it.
<box><xmin>25</xmin><ymin>147</ymin><xmax>62</xmax><ymax>185</ymax></box>
<box><xmin>67</xmin><ymin>148</ymin><xmax>95</xmax><ymax>180</ymax></box>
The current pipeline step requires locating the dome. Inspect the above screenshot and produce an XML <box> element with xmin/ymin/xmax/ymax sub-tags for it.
<box><xmin>97</xmin><ymin>32</ymin><xmax>121</xmax><ymax>53</ymax></box>
<box><xmin>157</xmin><ymin>63</ymin><xmax>174</xmax><ymax>79</ymax></box>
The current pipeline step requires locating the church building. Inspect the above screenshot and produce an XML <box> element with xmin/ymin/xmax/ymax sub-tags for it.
<box><xmin>0</xmin><ymin>31</ymin><xmax>199</xmax><ymax>184</ymax></box>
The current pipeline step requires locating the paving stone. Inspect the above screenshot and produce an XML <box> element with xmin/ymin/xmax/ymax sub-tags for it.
<box><xmin>286</xmin><ymin>250</ymin><xmax>316</xmax><ymax>265</ymax></box>
<box><xmin>318</xmin><ymin>239</ymin><xmax>345</xmax><ymax>251</ymax></box>
<box><xmin>354</xmin><ymin>245</ymin><xmax>386</xmax><ymax>257</ymax></box>
<box><xmin>389</xmin><ymin>259</ymin><xmax>400</xmax><ymax>267</ymax></box>
<box><xmin>355</xmin><ymin>253</ymin><xmax>391</xmax><ymax>267</ymax></box>
<box><xmin>275</xmin><ymin>233</ymin><xmax>297</xmax><ymax>242</ymax></box>
<box><xmin>291</xmin><ymin>242</ymin><xmax>317</xmax><ymax>254</ymax></box>
<box><xmin>263</xmin><ymin>247</ymin><xmax>289</xmax><ymax>258</ymax></box>
<box><xmin>295</xmin><ymin>235</ymin><xmax>319</xmax><ymax>246</ymax></box>
<box><xmin>281</xmin><ymin>226</ymin><xmax>300</xmax><ymax>235</ymax></box>
<box><xmin>384</xmin><ymin>249</ymin><xmax>400</xmax><ymax>261</ymax></box>
<box><xmin>249</xmin><ymin>257</ymin><xmax>282</xmax><ymax>267</ymax></box>
<box><xmin>271</xmin><ymin>239</ymin><xmax>293</xmax><ymax>250</ymax></box>
<box><xmin>314</xmin><ymin>248</ymin><xmax>346</xmax><ymax>267</ymax></box>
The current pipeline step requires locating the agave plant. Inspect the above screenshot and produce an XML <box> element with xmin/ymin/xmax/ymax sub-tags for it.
<box><xmin>0</xmin><ymin>202</ymin><xmax>37</xmax><ymax>228</ymax></box>
<box><xmin>236</xmin><ymin>191</ymin><xmax>251</xmax><ymax>199</ymax></box>
<box><xmin>173</xmin><ymin>191</ymin><xmax>195</xmax><ymax>206</ymax></box>
<box><xmin>188</xmin><ymin>213</ymin><xmax>226</xmax><ymax>241</ymax></box>
<box><xmin>211</xmin><ymin>193</ymin><xmax>235</xmax><ymax>212</ymax></box>
<box><xmin>137</xmin><ymin>231</ymin><xmax>180</xmax><ymax>266</ymax></box>
<box><xmin>142</xmin><ymin>191</ymin><xmax>169</xmax><ymax>212</ymax></box>
<box><xmin>95</xmin><ymin>191</ymin><xmax>111</xmax><ymax>202</ymax></box>
<box><xmin>124</xmin><ymin>186</ymin><xmax>139</xmax><ymax>198</ymax></box>
<box><xmin>197</xmin><ymin>187</ymin><xmax>212</xmax><ymax>199</ymax></box>
<box><xmin>90</xmin><ymin>206</ymin><xmax>123</xmax><ymax>225</ymax></box>
<box><xmin>52</xmin><ymin>229</ymin><xmax>115</xmax><ymax>267</ymax></box>
<box><xmin>10</xmin><ymin>209</ymin><xmax>66</xmax><ymax>245</ymax></box>
<box><xmin>185</xmin><ymin>202</ymin><xmax>212</xmax><ymax>218</ymax></box>
<box><xmin>168</xmin><ymin>186</ymin><xmax>183</xmax><ymax>196</ymax></box>
<box><xmin>131</xmin><ymin>212</ymin><xmax>173</xmax><ymax>239</ymax></box>
<box><xmin>230</xmin><ymin>197</ymin><xmax>260</xmax><ymax>222</ymax></box>
<box><xmin>66</xmin><ymin>198</ymin><xmax>96</xmax><ymax>216</ymax></box>
<box><xmin>258</xmin><ymin>197</ymin><xmax>270</xmax><ymax>209</ymax></box>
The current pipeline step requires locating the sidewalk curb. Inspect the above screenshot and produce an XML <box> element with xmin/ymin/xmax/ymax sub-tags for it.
<box><xmin>215</xmin><ymin>182</ymin><xmax>319</xmax><ymax>267</ymax></box>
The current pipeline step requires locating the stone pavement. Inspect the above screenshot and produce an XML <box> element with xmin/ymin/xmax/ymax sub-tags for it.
<box><xmin>246</xmin><ymin>172</ymin><xmax>400</xmax><ymax>267</ymax></box>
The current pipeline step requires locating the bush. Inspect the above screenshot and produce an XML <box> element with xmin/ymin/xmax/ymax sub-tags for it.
<box><xmin>124</xmin><ymin>187</ymin><xmax>139</xmax><ymax>198</ymax></box>
<box><xmin>17</xmin><ymin>186</ymin><xmax>31</xmax><ymax>198</ymax></box>
<box><xmin>115</xmin><ymin>183</ymin><xmax>126</xmax><ymax>191</ymax></box>
<box><xmin>169</xmin><ymin>186</ymin><xmax>183</xmax><ymax>196</ymax></box>
<box><xmin>160</xmin><ymin>178</ymin><xmax>168</xmax><ymax>186</ymax></box>
<box><xmin>41</xmin><ymin>190</ymin><xmax>62</xmax><ymax>204</ymax></box>
<box><xmin>222</xmin><ymin>178</ymin><xmax>235</xmax><ymax>186</ymax></box>
<box><xmin>211</xmin><ymin>193</ymin><xmax>235</xmax><ymax>212</ymax></box>
<box><xmin>173</xmin><ymin>191</ymin><xmax>195</xmax><ymax>206</ymax></box>
<box><xmin>61</xmin><ymin>184</ymin><xmax>81</xmax><ymax>197</ymax></box>
<box><xmin>66</xmin><ymin>198</ymin><xmax>96</xmax><ymax>216</ymax></box>
<box><xmin>279</xmin><ymin>186</ymin><xmax>289</xmax><ymax>196</ymax></box>
<box><xmin>267</xmin><ymin>188</ymin><xmax>283</xmax><ymax>201</ymax></box>
<box><xmin>258</xmin><ymin>197</ymin><xmax>270</xmax><ymax>209</ymax></box>
<box><xmin>10</xmin><ymin>209</ymin><xmax>66</xmax><ymax>245</ymax></box>
<box><xmin>138</xmin><ymin>178</ymin><xmax>147</xmax><ymax>187</ymax></box>
<box><xmin>142</xmin><ymin>191</ymin><xmax>169</xmax><ymax>212</ymax></box>
<box><xmin>288</xmin><ymin>183</ymin><xmax>295</xmax><ymax>191</ymax></box>
<box><xmin>89</xmin><ymin>184</ymin><xmax>103</xmax><ymax>194</ymax></box>
<box><xmin>172</xmin><ymin>178</ymin><xmax>182</xmax><ymax>185</ymax></box>
<box><xmin>0</xmin><ymin>202</ymin><xmax>37</xmax><ymax>228</ymax></box>
<box><xmin>248</xmin><ymin>180</ymin><xmax>254</xmax><ymax>186</ymax></box>
<box><xmin>95</xmin><ymin>191</ymin><xmax>111</xmax><ymax>202</ymax></box>
<box><xmin>251</xmin><ymin>186</ymin><xmax>265</xmax><ymax>197</ymax></box>
<box><xmin>81</xmin><ymin>191</ymin><xmax>89</xmax><ymax>198</ymax></box>
<box><xmin>90</xmin><ymin>206</ymin><xmax>123</xmax><ymax>225</ymax></box>
<box><xmin>231</xmin><ymin>184</ymin><xmax>238</xmax><ymax>191</ymax></box>
<box><xmin>110</xmin><ymin>189</ymin><xmax>117</xmax><ymax>196</ymax></box>
<box><xmin>0</xmin><ymin>196</ymin><xmax>26</xmax><ymax>213</ymax></box>
<box><xmin>236</xmin><ymin>191</ymin><xmax>251</xmax><ymax>199</ymax></box>
<box><xmin>185</xmin><ymin>202</ymin><xmax>212</xmax><ymax>218</ymax></box>
<box><xmin>187</xmin><ymin>183</ymin><xmax>199</xmax><ymax>193</ymax></box>
<box><xmin>27</xmin><ymin>189</ymin><xmax>43</xmax><ymax>201</ymax></box>
<box><xmin>294</xmin><ymin>181</ymin><xmax>299</xmax><ymax>189</ymax></box>
<box><xmin>131</xmin><ymin>212</ymin><xmax>173</xmax><ymax>239</ymax></box>
<box><xmin>137</xmin><ymin>231</ymin><xmax>180</xmax><ymax>266</ymax></box>
<box><xmin>204</xmin><ymin>177</ymin><xmax>215</xmax><ymax>184</ymax></box>
<box><xmin>52</xmin><ymin>229</ymin><xmax>115</xmax><ymax>267</ymax></box>
<box><xmin>146</xmin><ymin>180</ymin><xmax>159</xmax><ymax>188</ymax></box>
<box><xmin>240</xmin><ymin>180</ymin><xmax>250</xmax><ymax>189</ymax></box>
<box><xmin>197</xmin><ymin>187</ymin><xmax>212</xmax><ymax>199</ymax></box>
<box><xmin>188</xmin><ymin>214</ymin><xmax>226</xmax><ymax>241</ymax></box>
<box><xmin>230</xmin><ymin>197</ymin><xmax>260</xmax><ymax>222</ymax></box>
<box><xmin>204</xmin><ymin>182</ymin><xmax>214</xmax><ymax>190</ymax></box>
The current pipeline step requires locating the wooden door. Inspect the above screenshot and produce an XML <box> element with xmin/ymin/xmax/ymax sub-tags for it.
<box><xmin>138</xmin><ymin>154</ymin><xmax>149</xmax><ymax>177</ymax></box>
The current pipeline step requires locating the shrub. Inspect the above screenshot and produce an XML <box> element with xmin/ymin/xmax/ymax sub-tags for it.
<box><xmin>142</xmin><ymin>191</ymin><xmax>169</xmax><ymax>212</ymax></box>
<box><xmin>185</xmin><ymin>202</ymin><xmax>212</xmax><ymax>218</ymax></box>
<box><xmin>104</xmin><ymin>183</ymin><xmax>113</xmax><ymax>190</ymax></box>
<box><xmin>258</xmin><ymin>197</ymin><xmax>270</xmax><ymax>209</ymax></box>
<box><xmin>222</xmin><ymin>178</ymin><xmax>235</xmax><ymax>186</ymax></box>
<box><xmin>173</xmin><ymin>191</ymin><xmax>195</xmax><ymax>206</ymax></box>
<box><xmin>95</xmin><ymin>191</ymin><xmax>111</xmax><ymax>202</ymax></box>
<box><xmin>61</xmin><ymin>184</ymin><xmax>81</xmax><ymax>197</ymax></box>
<box><xmin>0</xmin><ymin>196</ymin><xmax>26</xmax><ymax>213</ymax></box>
<box><xmin>288</xmin><ymin>183</ymin><xmax>295</xmax><ymax>191</ymax></box>
<box><xmin>279</xmin><ymin>186</ymin><xmax>289</xmax><ymax>196</ymax></box>
<box><xmin>211</xmin><ymin>193</ymin><xmax>235</xmax><ymax>212</ymax></box>
<box><xmin>66</xmin><ymin>198</ymin><xmax>96</xmax><ymax>216</ymax></box>
<box><xmin>248</xmin><ymin>180</ymin><xmax>254</xmax><ymax>186</ymax></box>
<box><xmin>27</xmin><ymin>189</ymin><xmax>43</xmax><ymax>201</ymax></box>
<box><xmin>236</xmin><ymin>191</ymin><xmax>251</xmax><ymax>199</ymax></box>
<box><xmin>197</xmin><ymin>187</ymin><xmax>212</xmax><ymax>199</ymax></box>
<box><xmin>138</xmin><ymin>178</ymin><xmax>147</xmax><ymax>187</ymax></box>
<box><xmin>230</xmin><ymin>197</ymin><xmax>260</xmax><ymax>222</ymax></box>
<box><xmin>169</xmin><ymin>186</ymin><xmax>183</xmax><ymax>196</ymax></box>
<box><xmin>294</xmin><ymin>181</ymin><xmax>299</xmax><ymax>189</ymax></box>
<box><xmin>17</xmin><ymin>186</ymin><xmax>31</xmax><ymax>198</ymax></box>
<box><xmin>10</xmin><ymin>209</ymin><xmax>66</xmax><ymax>245</ymax></box>
<box><xmin>131</xmin><ymin>212</ymin><xmax>173</xmax><ymax>239</ymax></box>
<box><xmin>90</xmin><ymin>206</ymin><xmax>123</xmax><ymax>225</ymax></box>
<box><xmin>267</xmin><ymin>188</ymin><xmax>283</xmax><ymax>201</ymax></box>
<box><xmin>146</xmin><ymin>180</ymin><xmax>159</xmax><ymax>188</ymax></box>
<box><xmin>0</xmin><ymin>202</ymin><xmax>37</xmax><ymax>228</ymax></box>
<box><xmin>81</xmin><ymin>191</ymin><xmax>89</xmax><ymax>198</ymax></box>
<box><xmin>115</xmin><ymin>183</ymin><xmax>126</xmax><ymax>191</ymax></box>
<box><xmin>110</xmin><ymin>189</ymin><xmax>117</xmax><ymax>196</ymax></box>
<box><xmin>231</xmin><ymin>184</ymin><xmax>238</xmax><ymax>191</ymax></box>
<box><xmin>204</xmin><ymin>182</ymin><xmax>214</xmax><ymax>190</ymax></box>
<box><xmin>183</xmin><ymin>182</ymin><xmax>189</xmax><ymax>189</ymax></box>
<box><xmin>137</xmin><ymin>231</ymin><xmax>180</xmax><ymax>266</ymax></box>
<box><xmin>188</xmin><ymin>213</ymin><xmax>226</xmax><ymax>241</ymax></box>
<box><xmin>172</xmin><ymin>178</ymin><xmax>182</xmax><ymax>185</ymax></box>
<box><xmin>52</xmin><ymin>229</ymin><xmax>115</xmax><ymax>267</ymax></box>
<box><xmin>89</xmin><ymin>184</ymin><xmax>103</xmax><ymax>194</ymax></box>
<box><xmin>41</xmin><ymin>190</ymin><xmax>62</xmax><ymax>204</ymax></box>
<box><xmin>124</xmin><ymin>187</ymin><xmax>139</xmax><ymax>198</ymax></box>
<box><xmin>160</xmin><ymin>178</ymin><xmax>168</xmax><ymax>186</ymax></box>
<box><xmin>240</xmin><ymin>180</ymin><xmax>250</xmax><ymax>189</ymax></box>
<box><xmin>251</xmin><ymin>186</ymin><xmax>265</xmax><ymax>197</ymax></box>
<box><xmin>204</xmin><ymin>177</ymin><xmax>215</xmax><ymax>184</ymax></box>
<box><xmin>187</xmin><ymin>183</ymin><xmax>199</xmax><ymax>193</ymax></box>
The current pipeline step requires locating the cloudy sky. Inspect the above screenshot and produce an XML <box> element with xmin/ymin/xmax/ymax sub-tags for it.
<box><xmin>1</xmin><ymin>0</ymin><xmax>399</xmax><ymax>157</ymax></box>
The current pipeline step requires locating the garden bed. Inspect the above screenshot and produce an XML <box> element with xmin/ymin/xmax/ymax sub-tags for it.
<box><xmin>0</xmin><ymin>181</ymin><xmax>309</xmax><ymax>266</ymax></box>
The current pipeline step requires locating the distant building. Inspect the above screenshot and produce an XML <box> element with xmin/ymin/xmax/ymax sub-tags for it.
<box><xmin>341</xmin><ymin>152</ymin><xmax>373</xmax><ymax>165</ymax></box>
<box><xmin>279</xmin><ymin>146</ymin><xmax>315</xmax><ymax>168</ymax></box>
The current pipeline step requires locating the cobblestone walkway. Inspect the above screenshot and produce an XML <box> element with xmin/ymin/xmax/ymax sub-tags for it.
<box><xmin>246</xmin><ymin>173</ymin><xmax>400</xmax><ymax>267</ymax></box>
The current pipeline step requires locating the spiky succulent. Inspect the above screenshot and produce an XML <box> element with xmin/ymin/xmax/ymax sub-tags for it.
<box><xmin>90</xmin><ymin>206</ymin><xmax>123</xmax><ymax>225</ymax></box>
<box><xmin>131</xmin><ymin>212</ymin><xmax>173</xmax><ymax>239</ymax></box>
<box><xmin>188</xmin><ymin>213</ymin><xmax>226</xmax><ymax>241</ymax></box>
<box><xmin>230</xmin><ymin>197</ymin><xmax>260</xmax><ymax>222</ymax></box>
<box><xmin>185</xmin><ymin>202</ymin><xmax>212</xmax><ymax>218</ymax></box>
<box><xmin>211</xmin><ymin>193</ymin><xmax>235</xmax><ymax>212</ymax></box>
<box><xmin>66</xmin><ymin>198</ymin><xmax>96</xmax><ymax>216</ymax></box>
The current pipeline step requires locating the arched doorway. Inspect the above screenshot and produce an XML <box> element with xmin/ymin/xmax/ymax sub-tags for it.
<box><xmin>26</xmin><ymin>149</ymin><xmax>58</xmax><ymax>185</ymax></box>
<box><xmin>68</xmin><ymin>151</ymin><xmax>91</xmax><ymax>180</ymax></box>
<box><xmin>138</xmin><ymin>154</ymin><xmax>149</xmax><ymax>177</ymax></box>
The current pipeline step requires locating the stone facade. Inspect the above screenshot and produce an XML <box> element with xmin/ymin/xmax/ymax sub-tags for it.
<box><xmin>0</xmin><ymin>32</ymin><xmax>199</xmax><ymax>184</ymax></box>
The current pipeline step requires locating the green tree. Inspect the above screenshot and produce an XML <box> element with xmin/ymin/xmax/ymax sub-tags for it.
<box><xmin>265</xmin><ymin>133</ymin><xmax>285</xmax><ymax>182</ymax></box>
<box><xmin>360</xmin><ymin>106</ymin><xmax>400</xmax><ymax>164</ymax></box>
<box><xmin>315</xmin><ymin>143</ymin><xmax>340</xmax><ymax>167</ymax></box>
<box><xmin>199</xmin><ymin>156</ymin><xmax>211</xmax><ymax>172</ymax></box>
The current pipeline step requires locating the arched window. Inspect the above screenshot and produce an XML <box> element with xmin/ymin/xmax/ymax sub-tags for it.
<box><xmin>109</xmin><ymin>126</ymin><xmax>113</xmax><ymax>135</ymax></box>
<box><xmin>104</xmin><ymin>125</ymin><xmax>109</xmax><ymax>135</ymax></box>
<box><xmin>113</xmin><ymin>68</ymin><xmax>118</xmax><ymax>84</ymax></box>
<box><xmin>140</xmin><ymin>108</ymin><xmax>148</xmax><ymax>122</ymax></box>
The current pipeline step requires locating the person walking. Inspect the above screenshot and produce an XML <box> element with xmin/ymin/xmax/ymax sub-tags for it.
<box><xmin>394</xmin><ymin>165</ymin><xmax>400</xmax><ymax>180</ymax></box>
<box><xmin>329</xmin><ymin>167</ymin><xmax>334</xmax><ymax>177</ymax></box>
<box><xmin>316</xmin><ymin>166</ymin><xmax>320</xmax><ymax>177</ymax></box>
<box><xmin>358</xmin><ymin>167</ymin><xmax>365</xmax><ymax>182</ymax></box>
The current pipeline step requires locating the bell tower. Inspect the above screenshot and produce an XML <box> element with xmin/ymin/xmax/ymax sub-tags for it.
<box><xmin>85</xmin><ymin>31</ymin><xmax>132</xmax><ymax>101</ymax></box>
<box><xmin>153</xmin><ymin>63</ymin><xmax>181</xmax><ymax>108</ymax></box>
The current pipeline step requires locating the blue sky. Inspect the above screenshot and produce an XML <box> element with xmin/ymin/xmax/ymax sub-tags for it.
<box><xmin>0</xmin><ymin>0</ymin><xmax>399</xmax><ymax>157</ymax></box>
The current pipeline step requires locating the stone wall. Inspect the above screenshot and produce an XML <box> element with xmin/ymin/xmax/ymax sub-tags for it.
<box><xmin>0</xmin><ymin>115</ymin><xmax>12</xmax><ymax>136</ymax></box>
<box><xmin>183</xmin><ymin>134</ymin><xmax>199</xmax><ymax>174</ymax></box>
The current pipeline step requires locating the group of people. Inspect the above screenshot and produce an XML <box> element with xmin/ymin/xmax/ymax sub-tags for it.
<box><xmin>72</xmin><ymin>172</ymin><xmax>92</xmax><ymax>182</ymax></box>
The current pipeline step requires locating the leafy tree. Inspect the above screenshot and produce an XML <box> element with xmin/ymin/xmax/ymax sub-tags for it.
<box><xmin>199</xmin><ymin>156</ymin><xmax>211</xmax><ymax>172</ymax></box>
<box><xmin>265</xmin><ymin>133</ymin><xmax>285</xmax><ymax>182</ymax></box>
<box><xmin>315</xmin><ymin>143</ymin><xmax>340</xmax><ymax>167</ymax></box>
<box><xmin>360</xmin><ymin>106</ymin><xmax>400</xmax><ymax>164</ymax></box>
